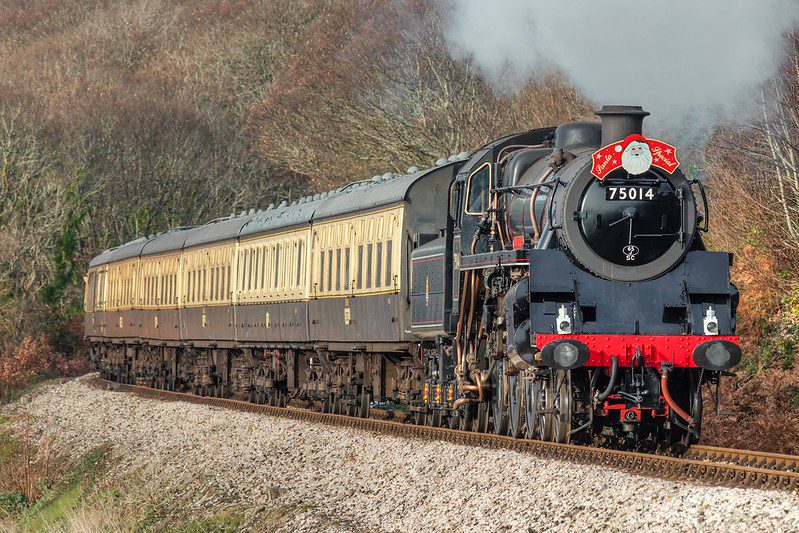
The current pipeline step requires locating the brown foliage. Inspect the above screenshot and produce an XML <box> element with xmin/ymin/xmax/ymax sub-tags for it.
<box><xmin>702</xmin><ymin>367</ymin><xmax>799</xmax><ymax>454</ymax></box>
<box><xmin>0</xmin><ymin>336</ymin><xmax>84</xmax><ymax>400</ymax></box>
<box><xmin>705</xmin><ymin>30</ymin><xmax>799</xmax><ymax>343</ymax></box>
<box><xmin>253</xmin><ymin>0</ymin><xmax>590</xmax><ymax>190</ymax></box>
<box><xmin>0</xmin><ymin>424</ymin><xmax>65</xmax><ymax>512</ymax></box>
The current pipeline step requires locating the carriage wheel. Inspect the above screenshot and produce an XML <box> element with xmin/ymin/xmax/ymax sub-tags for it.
<box><xmin>278</xmin><ymin>390</ymin><xmax>288</xmax><ymax>408</ymax></box>
<box><xmin>332</xmin><ymin>394</ymin><xmax>343</xmax><ymax>415</ymax></box>
<box><xmin>360</xmin><ymin>392</ymin><xmax>372</xmax><ymax>418</ymax></box>
<box><xmin>322</xmin><ymin>394</ymin><xmax>332</xmax><ymax>414</ymax></box>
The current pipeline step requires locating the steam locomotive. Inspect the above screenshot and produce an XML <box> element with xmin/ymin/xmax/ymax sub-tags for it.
<box><xmin>85</xmin><ymin>106</ymin><xmax>740</xmax><ymax>450</ymax></box>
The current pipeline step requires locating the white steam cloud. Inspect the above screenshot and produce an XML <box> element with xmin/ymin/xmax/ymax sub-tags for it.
<box><xmin>445</xmin><ymin>0</ymin><xmax>799</xmax><ymax>144</ymax></box>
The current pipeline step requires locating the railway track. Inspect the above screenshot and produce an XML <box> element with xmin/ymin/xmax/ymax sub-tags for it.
<box><xmin>94</xmin><ymin>378</ymin><xmax>799</xmax><ymax>493</ymax></box>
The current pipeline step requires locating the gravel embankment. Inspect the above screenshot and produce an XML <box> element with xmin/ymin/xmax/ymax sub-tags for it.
<box><xmin>6</xmin><ymin>374</ymin><xmax>799</xmax><ymax>532</ymax></box>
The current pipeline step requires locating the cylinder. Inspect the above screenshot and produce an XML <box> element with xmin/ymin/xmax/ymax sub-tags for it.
<box><xmin>596</xmin><ymin>105</ymin><xmax>650</xmax><ymax>146</ymax></box>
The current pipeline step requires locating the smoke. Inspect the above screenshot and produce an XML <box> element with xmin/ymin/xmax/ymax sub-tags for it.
<box><xmin>445</xmin><ymin>0</ymin><xmax>799</xmax><ymax>144</ymax></box>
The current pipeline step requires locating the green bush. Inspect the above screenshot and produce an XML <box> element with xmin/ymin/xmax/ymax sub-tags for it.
<box><xmin>0</xmin><ymin>491</ymin><xmax>27</xmax><ymax>518</ymax></box>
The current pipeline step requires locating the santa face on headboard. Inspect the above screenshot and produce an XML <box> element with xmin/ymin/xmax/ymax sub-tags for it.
<box><xmin>620</xmin><ymin>134</ymin><xmax>653</xmax><ymax>175</ymax></box>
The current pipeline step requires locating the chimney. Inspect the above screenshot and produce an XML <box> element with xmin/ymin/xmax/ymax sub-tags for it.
<box><xmin>595</xmin><ymin>105</ymin><xmax>650</xmax><ymax>146</ymax></box>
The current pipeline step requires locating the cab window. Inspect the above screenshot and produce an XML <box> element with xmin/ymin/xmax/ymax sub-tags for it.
<box><xmin>465</xmin><ymin>163</ymin><xmax>492</xmax><ymax>215</ymax></box>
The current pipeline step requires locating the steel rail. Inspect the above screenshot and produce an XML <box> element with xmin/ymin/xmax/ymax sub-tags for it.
<box><xmin>93</xmin><ymin>378</ymin><xmax>799</xmax><ymax>493</ymax></box>
<box><xmin>684</xmin><ymin>445</ymin><xmax>799</xmax><ymax>474</ymax></box>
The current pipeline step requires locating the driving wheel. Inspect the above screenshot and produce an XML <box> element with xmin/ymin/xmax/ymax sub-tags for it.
<box><xmin>552</xmin><ymin>370</ymin><xmax>573</xmax><ymax>444</ymax></box>
<box><xmin>507</xmin><ymin>371</ymin><xmax>524</xmax><ymax>438</ymax></box>
<box><xmin>492</xmin><ymin>360</ymin><xmax>509</xmax><ymax>435</ymax></box>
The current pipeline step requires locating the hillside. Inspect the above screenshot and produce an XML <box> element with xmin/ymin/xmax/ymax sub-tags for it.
<box><xmin>0</xmin><ymin>0</ymin><xmax>798</xmax><ymax>464</ymax></box>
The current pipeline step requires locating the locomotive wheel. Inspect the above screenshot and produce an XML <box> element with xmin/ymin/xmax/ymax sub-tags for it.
<box><xmin>689</xmin><ymin>383</ymin><xmax>703</xmax><ymax>444</ymax></box>
<box><xmin>678</xmin><ymin>384</ymin><xmax>703</xmax><ymax>447</ymax></box>
<box><xmin>459</xmin><ymin>408</ymin><xmax>474</xmax><ymax>432</ymax></box>
<box><xmin>540</xmin><ymin>376</ymin><xmax>555</xmax><ymax>441</ymax></box>
<box><xmin>492</xmin><ymin>361</ymin><xmax>509</xmax><ymax>435</ymax></box>
<box><xmin>507</xmin><ymin>373</ymin><xmax>524</xmax><ymax>438</ymax></box>
<box><xmin>523</xmin><ymin>376</ymin><xmax>543</xmax><ymax>440</ymax></box>
<box><xmin>552</xmin><ymin>370</ymin><xmax>573</xmax><ymax>444</ymax></box>
<box><xmin>475</xmin><ymin>401</ymin><xmax>490</xmax><ymax>433</ymax></box>
<box><xmin>448</xmin><ymin>414</ymin><xmax>459</xmax><ymax>429</ymax></box>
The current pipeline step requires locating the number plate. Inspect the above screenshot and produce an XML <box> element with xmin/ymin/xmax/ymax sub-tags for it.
<box><xmin>605</xmin><ymin>186</ymin><xmax>656</xmax><ymax>201</ymax></box>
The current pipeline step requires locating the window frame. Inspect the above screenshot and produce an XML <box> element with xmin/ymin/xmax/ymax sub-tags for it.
<box><xmin>464</xmin><ymin>162</ymin><xmax>493</xmax><ymax>216</ymax></box>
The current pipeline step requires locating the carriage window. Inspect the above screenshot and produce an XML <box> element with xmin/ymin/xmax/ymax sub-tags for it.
<box><xmin>335</xmin><ymin>248</ymin><xmax>342</xmax><ymax>291</ymax></box>
<box><xmin>366</xmin><ymin>244</ymin><xmax>373</xmax><ymax>289</ymax></box>
<box><xmin>241</xmin><ymin>250</ymin><xmax>247</xmax><ymax>291</ymax></box>
<box><xmin>376</xmin><ymin>242</ymin><xmax>383</xmax><ymax>288</ymax></box>
<box><xmin>385</xmin><ymin>240</ymin><xmax>393</xmax><ymax>287</ymax></box>
<box><xmin>344</xmin><ymin>248</ymin><xmax>351</xmax><ymax>290</ymax></box>
<box><xmin>216</xmin><ymin>266</ymin><xmax>221</xmax><ymax>300</ymax></box>
<box><xmin>284</xmin><ymin>244</ymin><xmax>290</xmax><ymax>289</ymax></box>
<box><xmin>217</xmin><ymin>266</ymin><xmax>222</xmax><ymax>301</ymax></box>
<box><xmin>320</xmin><ymin>250</ymin><xmax>326</xmax><ymax>293</ymax></box>
<box><xmin>465</xmin><ymin>163</ymin><xmax>492</xmax><ymax>215</ymax></box>
<box><xmin>326</xmin><ymin>250</ymin><xmax>333</xmax><ymax>292</ymax></box>
<box><xmin>297</xmin><ymin>241</ymin><xmax>304</xmax><ymax>288</ymax></box>
<box><xmin>273</xmin><ymin>245</ymin><xmax>280</xmax><ymax>289</ymax></box>
<box><xmin>357</xmin><ymin>245</ymin><xmax>364</xmax><ymax>289</ymax></box>
<box><xmin>249</xmin><ymin>249</ymin><xmax>256</xmax><ymax>291</ymax></box>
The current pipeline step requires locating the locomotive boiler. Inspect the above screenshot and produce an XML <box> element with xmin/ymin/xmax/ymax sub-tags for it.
<box><xmin>85</xmin><ymin>105</ymin><xmax>740</xmax><ymax>450</ymax></box>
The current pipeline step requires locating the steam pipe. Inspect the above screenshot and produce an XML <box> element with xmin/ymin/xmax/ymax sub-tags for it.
<box><xmin>595</xmin><ymin>356</ymin><xmax>619</xmax><ymax>403</ymax></box>
<box><xmin>660</xmin><ymin>363</ymin><xmax>695</xmax><ymax>426</ymax></box>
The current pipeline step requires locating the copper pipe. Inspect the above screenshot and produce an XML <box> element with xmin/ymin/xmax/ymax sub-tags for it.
<box><xmin>464</xmin><ymin>273</ymin><xmax>480</xmax><ymax>347</ymax></box>
<box><xmin>455</xmin><ymin>270</ymin><xmax>471</xmax><ymax>370</ymax></box>
<box><xmin>496</xmin><ymin>143</ymin><xmax>547</xmax><ymax>167</ymax></box>
<box><xmin>475</xmin><ymin>372</ymin><xmax>484</xmax><ymax>403</ymax></box>
<box><xmin>491</xmin><ymin>193</ymin><xmax>506</xmax><ymax>249</ymax></box>
<box><xmin>528</xmin><ymin>168</ymin><xmax>553</xmax><ymax>242</ymax></box>
<box><xmin>496</xmin><ymin>144</ymin><xmax>530</xmax><ymax>166</ymax></box>
<box><xmin>452</xmin><ymin>397</ymin><xmax>473</xmax><ymax>410</ymax></box>
<box><xmin>660</xmin><ymin>364</ymin><xmax>694</xmax><ymax>426</ymax></box>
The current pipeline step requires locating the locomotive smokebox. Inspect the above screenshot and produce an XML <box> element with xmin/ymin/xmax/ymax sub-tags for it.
<box><xmin>596</xmin><ymin>105</ymin><xmax>650</xmax><ymax>145</ymax></box>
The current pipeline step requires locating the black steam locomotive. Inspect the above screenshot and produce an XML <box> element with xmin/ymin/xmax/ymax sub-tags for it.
<box><xmin>85</xmin><ymin>106</ymin><xmax>740</xmax><ymax>449</ymax></box>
